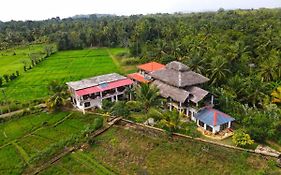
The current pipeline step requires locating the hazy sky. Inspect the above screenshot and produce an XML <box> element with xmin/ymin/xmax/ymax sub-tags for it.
<box><xmin>1</xmin><ymin>0</ymin><xmax>280</xmax><ymax>21</ymax></box>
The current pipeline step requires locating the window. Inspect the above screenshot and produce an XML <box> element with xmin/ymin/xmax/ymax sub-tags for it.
<box><xmin>84</xmin><ymin>102</ymin><xmax>91</xmax><ymax>107</ymax></box>
<box><xmin>83</xmin><ymin>95</ymin><xmax>88</xmax><ymax>100</ymax></box>
<box><xmin>206</xmin><ymin>125</ymin><xmax>213</xmax><ymax>132</ymax></box>
<box><xmin>220</xmin><ymin>123</ymin><xmax>229</xmax><ymax>131</ymax></box>
<box><xmin>199</xmin><ymin>120</ymin><xmax>204</xmax><ymax>127</ymax></box>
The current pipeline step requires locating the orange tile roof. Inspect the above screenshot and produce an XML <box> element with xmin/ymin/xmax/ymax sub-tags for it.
<box><xmin>137</xmin><ymin>62</ymin><xmax>165</xmax><ymax>72</ymax></box>
<box><xmin>127</xmin><ymin>73</ymin><xmax>150</xmax><ymax>83</ymax></box>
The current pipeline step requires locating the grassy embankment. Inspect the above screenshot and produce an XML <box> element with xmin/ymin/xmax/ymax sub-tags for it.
<box><xmin>41</xmin><ymin>126</ymin><xmax>281</xmax><ymax>175</ymax></box>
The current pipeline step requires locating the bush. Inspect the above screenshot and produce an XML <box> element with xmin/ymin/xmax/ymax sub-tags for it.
<box><xmin>160</xmin><ymin>54</ymin><xmax>176</xmax><ymax>64</ymax></box>
<box><xmin>110</xmin><ymin>101</ymin><xmax>130</xmax><ymax>117</ymax></box>
<box><xmin>9</xmin><ymin>73</ymin><xmax>16</xmax><ymax>80</ymax></box>
<box><xmin>126</xmin><ymin>101</ymin><xmax>143</xmax><ymax>112</ymax></box>
<box><xmin>232</xmin><ymin>129</ymin><xmax>254</xmax><ymax>147</ymax></box>
<box><xmin>179</xmin><ymin>122</ymin><xmax>201</xmax><ymax>138</ymax></box>
<box><xmin>3</xmin><ymin>74</ymin><xmax>9</xmax><ymax>83</ymax></box>
<box><xmin>0</xmin><ymin>76</ymin><xmax>2</xmax><ymax>87</ymax></box>
<box><xmin>102</xmin><ymin>100</ymin><xmax>114</xmax><ymax>111</ymax></box>
<box><xmin>116</xmin><ymin>52</ymin><xmax>130</xmax><ymax>58</ymax></box>
<box><xmin>121</xmin><ymin>57</ymin><xmax>141</xmax><ymax>65</ymax></box>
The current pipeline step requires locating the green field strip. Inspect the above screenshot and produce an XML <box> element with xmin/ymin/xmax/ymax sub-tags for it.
<box><xmin>56</xmin><ymin>164</ymin><xmax>74</xmax><ymax>174</ymax></box>
<box><xmin>12</xmin><ymin>141</ymin><xmax>30</xmax><ymax>165</ymax></box>
<box><xmin>0</xmin><ymin>48</ymin><xmax>122</xmax><ymax>102</ymax></box>
<box><xmin>51</xmin><ymin>113</ymin><xmax>73</xmax><ymax>128</ymax></box>
<box><xmin>0</xmin><ymin>113</ymin><xmax>70</xmax><ymax>149</ymax></box>
<box><xmin>71</xmin><ymin>152</ymin><xmax>115</xmax><ymax>175</ymax></box>
<box><xmin>30</xmin><ymin>133</ymin><xmax>57</xmax><ymax>142</ymax></box>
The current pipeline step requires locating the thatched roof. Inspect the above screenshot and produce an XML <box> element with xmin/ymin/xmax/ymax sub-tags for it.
<box><xmin>187</xmin><ymin>86</ymin><xmax>209</xmax><ymax>103</ymax></box>
<box><xmin>166</xmin><ymin>61</ymin><xmax>190</xmax><ymax>72</ymax></box>
<box><xmin>150</xmin><ymin>62</ymin><xmax>209</xmax><ymax>87</ymax></box>
<box><xmin>152</xmin><ymin>80</ymin><xmax>190</xmax><ymax>103</ymax></box>
<box><xmin>66</xmin><ymin>73</ymin><xmax>127</xmax><ymax>90</ymax></box>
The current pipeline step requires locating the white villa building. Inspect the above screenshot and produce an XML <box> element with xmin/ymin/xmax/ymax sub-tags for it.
<box><xmin>66</xmin><ymin>73</ymin><xmax>133</xmax><ymax>112</ymax></box>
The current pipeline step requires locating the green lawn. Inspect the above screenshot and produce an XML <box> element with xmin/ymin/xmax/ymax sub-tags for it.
<box><xmin>0</xmin><ymin>44</ymin><xmax>46</xmax><ymax>75</ymax></box>
<box><xmin>0</xmin><ymin>111</ymin><xmax>104</xmax><ymax>174</ymax></box>
<box><xmin>0</xmin><ymin>47</ymin><xmax>126</xmax><ymax>102</ymax></box>
<box><xmin>41</xmin><ymin>126</ymin><xmax>280</xmax><ymax>175</ymax></box>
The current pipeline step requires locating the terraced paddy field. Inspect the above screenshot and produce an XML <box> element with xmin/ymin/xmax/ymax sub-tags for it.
<box><xmin>0</xmin><ymin>112</ymin><xmax>103</xmax><ymax>175</ymax></box>
<box><xmin>41</xmin><ymin>126</ymin><xmax>281</xmax><ymax>175</ymax></box>
<box><xmin>0</xmin><ymin>47</ymin><xmax>127</xmax><ymax>102</ymax></box>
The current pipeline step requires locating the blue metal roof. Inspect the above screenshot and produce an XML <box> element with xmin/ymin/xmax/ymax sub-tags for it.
<box><xmin>194</xmin><ymin>107</ymin><xmax>235</xmax><ymax>127</ymax></box>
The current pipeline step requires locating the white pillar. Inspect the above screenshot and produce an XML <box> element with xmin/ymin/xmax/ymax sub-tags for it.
<box><xmin>212</xmin><ymin>126</ymin><xmax>216</xmax><ymax>134</ymax></box>
<box><xmin>204</xmin><ymin>123</ymin><xmax>207</xmax><ymax>130</ymax></box>
<box><xmin>169</xmin><ymin>103</ymin><xmax>172</xmax><ymax>111</ymax></box>
<box><xmin>100</xmin><ymin>92</ymin><xmax>103</xmax><ymax>100</ymax></box>
<box><xmin>211</xmin><ymin>95</ymin><xmax>214</xmax><ymax>105</ymax></box>
<box><xmin>228</xmin><ymin>122</ymin><xmax>231</xmax><ymax>128</ymax></box>
<box><xmin>116</xmin><ymin>95</ymin><xmax>118</xmax><ymax>101</ymax></box>
<box><xmin>179</xmin><ymin>102</ymin><xmax>182</xmax><ymax>113</ymax></box>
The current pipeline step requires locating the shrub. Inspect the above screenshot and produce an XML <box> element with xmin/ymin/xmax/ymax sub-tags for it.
<box><xmin>9</xmin><ymin>73</ymin><xmax>16</xmax><ymax>80</ymax></box>
<box><xmin>121</xmin><ymin>57</ymin><xmax>141</xmax><ymax>65</ymax></box>
<box><xmin>116</xmin><ymin>52</ymin><xmax>130</xmax><ymax>58</ymax></box>
<box><xmin>179</xmin><ymin>122</ymin><xmax>201</xmax><ymax>138</ymax></box>
<box><xmin>102</xmin><ymin>100</ymin><xmax>114</xmax><ymax>111</ymax></box>
<box><xmin>160</xmin><ymin>54</ymin><xmax>176</xmax><ymax>64</ymax></box>
<box><xmin>16</xmin><ymin>71</ymin><xmax>20</xmax><ymax>77</ymax></box>
<box><xmin>0</xmin><ymin>76</ymin><xmax>2</xmax><ymax>87</ymax></box>
<box><xmin>110</xmin><ymin>101</ymin><xmax>130</xmax><ymax>117</ymax></box>
<box><xmin>3</xmin><ymin>74</ymin><xmax>9</xmax><ymax>83</ymax></box>
<box><xmin>232</xmin><ymin>129</ymin><xmax>254</xmax><ymax>147</ymax></box>
<box><xmin>126</xmin><ymin>101</ymin><xmax>143</xmax><ymax>112</ymax></box>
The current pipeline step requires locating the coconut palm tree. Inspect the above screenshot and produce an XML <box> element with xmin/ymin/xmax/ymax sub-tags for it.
<box><xmin>186</xmin><ymin>53</ymin><xmax>206</xmax><ymax>75</ymax></box>
<box><xmin>158</xmin><ymin>109</ymin><xmax>183</xmax><ymax>134</ymax></box>
<box><xmin>243</xmin><ymin>77</ymin><xmax>267</xmax><ymax>107</ymax></box>
<box><xmin>135</xmin><ymin>83</ymin><xmax>162</xmax><ymax>112</ymax></box>
<box><xmin>208</xmin><ymin>56</ymin><xmax>231</xmax><ymax>85</ymax></box>
<box><xmin>258</xmin><ymin>57</ymin><xmax>277</xmax><ymax>82</ymax></box>
<box><xmin>271</xmin><ymin>86</ymin><xmax>281</xmax><ymax>104</ymax></box>
<box><xmin>46</xmin><ymin>80</ymin><xmax>69</xmax><ymax>112</ymax></box>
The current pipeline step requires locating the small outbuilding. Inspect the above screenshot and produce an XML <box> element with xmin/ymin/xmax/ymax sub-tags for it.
<box><xmin>194</xmin><ymin>107</ymin><xmax>235</xmax><ymax>134</ymax></box>
<box><xmin>127</xmin><ymin>62</ymin><xmax>165</xmax><ymax>84</ymax></box>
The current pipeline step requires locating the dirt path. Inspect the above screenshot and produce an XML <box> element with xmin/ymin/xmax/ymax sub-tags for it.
<box><xmin>0</xmin><ymin>103</ymin><xmax>46</xmax><ymax>119</ymax></box>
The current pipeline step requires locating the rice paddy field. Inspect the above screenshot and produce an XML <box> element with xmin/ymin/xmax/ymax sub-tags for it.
<box><xmin>0</xmin><ymin>44</ymin><xmax>46</xmax><ymax>75</ymax></box>
<box><xmin>0</xmin><ymin>46</ymin><xmax>127</xmax><ymax>103</ymax></box>
<box><xmin>40</xmin><ymin>126</ymin><xmax>281</xmax><ymax>175</ymax></box>
<box><xmin>0</xmin><ymin>111</ymin><xmax>104</xmax><ymax>175</ymax></box>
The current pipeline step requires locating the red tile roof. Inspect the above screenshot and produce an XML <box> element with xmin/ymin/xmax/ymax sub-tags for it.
<box><xmin>127</xmin><ymin>73</ymin><xmax>150</xmax><ymax>83</ymax></box>
<box><xmin>137</xmin><ymin>62</ymin><xmax>165</xmax><ymax>72</ymax></box>
<box><xmin>75</xmin><ymin>78</ymin><xmax>133</xmax><ymax>96</ymax></box>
